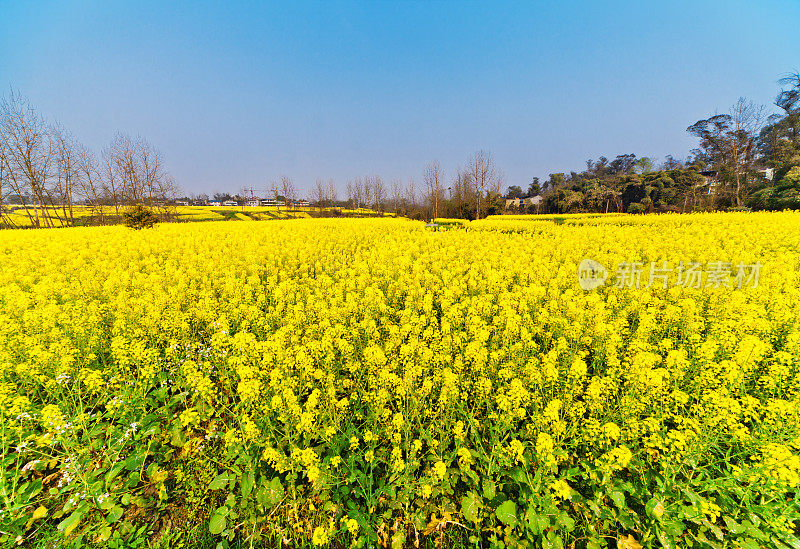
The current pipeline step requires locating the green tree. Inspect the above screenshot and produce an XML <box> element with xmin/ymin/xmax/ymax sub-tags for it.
<box><xmin>505</xmin><ymin>185</ymin><xmax>524</xmax><ymax>198</ymax></box>
<box><xmin>123</xmin><ymin>204</ymin><xmax>159</xmax><ymax>230</ymax></box>
<box><xmin>527</xmin><ymin>177</ymin><xmax>541</xmax><ymax>196</ymax></box>
<box><xmin>751</xmin><ymin>166</ymin><xmax>800</xmax><ymax>210</ymax></box>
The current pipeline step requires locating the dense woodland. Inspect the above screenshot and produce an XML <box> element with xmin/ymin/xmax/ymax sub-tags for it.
<box><xmin>2</xmin><ymin>72</ymin><xmax>800</xmax><ymax>227</ymax></box>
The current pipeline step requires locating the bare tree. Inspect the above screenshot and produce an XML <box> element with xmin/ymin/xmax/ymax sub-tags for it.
<box><xmin>76</xmin><ymin>144</ymin><xmax>107</xmax><ymax>224</ymax></box>
<box><xmin>0</xmin><ymin>90</ymin><xmax>56</xmax><ymax>227</ymax></box>
<box><xmin>360</xmin><ymin>177</ymin><xmax>371</xmax><ymax>211</ymax></box>
<box><xmin>406</xmin><ymin>177</ymin><xmax>417</xmax><ymax>211</ymax></box>
<box><xmin>451</xmin><ymin>166</ymin><xmax>471</xmax><ymax>219</ymax></box>
<box><xmin>312</xmin><ymin>178</ymin><xmax>327</xmax><ymax>211</ymax></box>
<box><xmin>423</xmin><ymin>160</ymin><xmax>445</xmax><ymax>219</ymax></box>
<box><xmin>730</xmin><ymin>98</ymin><xmax>767</xmax><ymax>206</ymax></box>
<box><xmin>102</xmin><ymin>147</ymin><xmax>123</xmax><ymax>218</ymax></box>
<box><xmin>346</xmin><ymin>180</ymin><xmax>355</xmax><ymax>210</ymax></box>
<box><xmin>466</xmin><ymin>150</ymin><xmax>496</xmax><ymax>219</ymax></box>
<box><xmin>687</xmin><ymin>98</ymin><xmax>767</xmax><ymax>206</ymax></box>
<box><xmin>267</xmin><ymin>180</ymin><xmax>280</xmax><ymax>210</ymax></box>
<box><xmin>326</xmin><ymin>178</ymin><xmax>337</xmax><ymax>210</ymax></box>
<box><xmin>348</xmin><ymin>177</ymin><xmax>366</xmax><ymax>211</ymax></box>
<box><xmin>0</xmin><ymin>125</ymin><xmax>11</xmax><ymax>227</ymax></box>
<box><xmin>103</xmin><ymin>133</ymin><xmax>177</xmax><ymax>217</ymax></box>
<box><xmin>1</xmin><ymin>91</ymin><xmax>177</xmax><ymax>228</ymax></box>
<box><xmin>52</xmin><ymin>124</ymin><xmax>80</xmax><ymax>225</ymax></box>
<box><xmin>390</xmin><ymin>178</ymin><xmax>403</xmax><ymax>214</ymax></box>
<box><xmin>279</xmin><ymin>175</ymin><xmax>296</xmax><ymax>208</ymax></box>
<box><xmin>370</xmin><ymin>175</ymin><xmax>386</xmax><ymax>212</ymax></box>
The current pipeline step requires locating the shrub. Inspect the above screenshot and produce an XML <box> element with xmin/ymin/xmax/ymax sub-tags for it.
<box><xmin>123</xmin><ymin>204</ymin><xmax>159</xmax><ymax>230</ymax></box>
<box><xmin>627</xmin><ymin>202</ymin><xmax>645</xmax><ymax>214</ymax></box>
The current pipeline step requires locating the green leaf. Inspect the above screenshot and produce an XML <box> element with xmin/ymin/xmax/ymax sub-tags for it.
<box><xmin>241</xmin><ymin>469</ymin><xmax>255</xmax><ymax>499</ymax></box>
<box><xmin>209</xmin><ymin>511</ymin><xmax>227</xmax><ymax>535</ymax></box>
<box><xmin>57</xmin><ymin>510</ymin><xmax>84</xmax><ymax>535</ymax></box>
<box><xmin>702</xmin><ymin>518</ymin><xmax>723</xmax><ymax>541</ymax></box>
<box><xmin>170</xmin><ymin>424</ymin><xmax>186</xmax><ymax>447</ymax></box>
<box><xmin>646</xmin><ymin>496</ymin><xmax>665</xmax><ymax>518</ymax></box>
<box><xmin>98</xmin><ymin>525</ymin><xmax>113</xmax><ymax>542</ymax></box>
<box><xmin>556</xmin><ymin>512</ymin><xmax>574</xmax><ymax>532</ymax></box>
<box><xmin>20</xmin><ymin>480</ymin><xmax>42</xmax><ymax>503</ymax></box>
<box><xmin>609</xmin><ymin>490</ymin><xmax>625</xmax><ymax>509</ymax></box>
<box><xmin>209</xmin><ymin>473</ymin><xmax>233</xmax><ymax>491</ymax></box>
<box><xmin>107</xmin><ymin>506</ymin><xmax>124</xmax><ymax>523</ymax></box>
<box><xmin>723</xmin><ymin>516</ymin><xmax>745</xmax><ymax>535</ymax></box>
<box><xmin>739</xmin><ymin>538</ymin><xmax>760</xmax><ymax>549</ymax></box>
<box><xmin>662</xmin><ymin>519</ymin><xmax>685</xmax><ymax>537</ymax></box>
<box><xmin>482</xmin><ymin>479</ymin><xmax>496</xmax><ymax>500</ymax></box>
<box><xmin>106</xmin><ymin>463</ymin><xmax>126</xmax><ymax>484</ymax></box>
<box><xmin>124</xmin><ymin>453</ymin><xmax>147</xmax><ymax>471</ymax></box>
<box><xmin>495</xmin><ymin>500</ymin><xmax>518</xmax><ymax>528</ymax></box>
<box><xmin>99</xmin><ymin>497</ymin><xmax>114</xmax><ymax>511</ymax></box>
<box><xmin>782</xmin><ymin>533</ymin><xmax>800</xmax><ymax>549</ymax></box>
<box><xmin>461</xmin><ymin>491</ymin><xmax>481</xmax><ymax>524</ymax></box>
<box><xmin>264</xmin><ymin>477</ymin><xmax>284</xmax><ymax>508</ymax></box>
<box><xmin>656</xmin><ymin>530</ymin><xmax>676</xmax><ymax>549</ymax></box>
<box><xmin>526</xmin><ymin>511</ymin><xmax>549</xmax><ymax>534</ymax></box>
<box><xmin>90</xmin><ymin>480</ymin><xmax>104</xmax><ymax>496</ymax></box>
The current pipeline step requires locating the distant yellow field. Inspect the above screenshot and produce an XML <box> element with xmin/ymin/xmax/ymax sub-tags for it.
<box><xmin>1</xmin><ymin>204</ymin><xmax>389</xmax><ymax>228</ymax></box>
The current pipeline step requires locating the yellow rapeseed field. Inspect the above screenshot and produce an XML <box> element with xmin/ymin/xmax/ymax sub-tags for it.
<box><xmin>1</xmin><ymin>213</ymin><xmax>798</xmax><ymax>548</ymax></box>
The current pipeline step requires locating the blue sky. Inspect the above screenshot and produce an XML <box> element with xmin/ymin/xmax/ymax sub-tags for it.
<box><xmin>2</xmin><ymin>0</ymin><xmax>798</xmax><ymax>196</ymax></box>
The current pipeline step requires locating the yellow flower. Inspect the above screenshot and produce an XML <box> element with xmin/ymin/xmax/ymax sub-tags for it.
<box><xmin>312</xmin><ymin>526</ymin><xmax>328</xmax><ymax>546</ymax></box>
<box><xmin>341</xmin><ymin>517</ymin><xmax>359</xmax><ymax>535</ymax></box>
<box><xmin>421</xmin><ymin>484</ymin><xmax>432</xmax><ymax>498</ymax></box>
<box><xmin>549</xmin><ymin>479</ymin><xmax>572</xmax><ymax>500</ymax></box>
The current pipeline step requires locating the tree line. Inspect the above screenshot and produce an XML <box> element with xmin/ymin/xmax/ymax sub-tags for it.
<box><xmin>0</xmin><ymin>90</ymin><xmax>178</xmax><ymax>228</ymax></box>
<box><xmin>4</xmin><ymin>71</ymin><xmax>799</xmax><ymax>228</ymax></box>
<box><xmin>184</xmin><ymin>150</ymin><xmax>506</xmax><ymax>221</ymax></box>
<box><xmin>308</xmin><ymin>71</ymin><xmax>800</xmax><ymax>219</ymax></box>
<box><xmin>512</xmin><ymin>72</ymin><xmax>800</xmax><ymax>215</ymax></box>
<box><xmin>335</xmin><ymin>150</ymin><xmax>506</xmax><ymax>220</ymax></box>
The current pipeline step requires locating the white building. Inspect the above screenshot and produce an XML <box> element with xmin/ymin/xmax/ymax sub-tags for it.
<box><xmin>505</xmin><ymin>195</ymin><xmax>543</xmax><ymax>209</ymax></box>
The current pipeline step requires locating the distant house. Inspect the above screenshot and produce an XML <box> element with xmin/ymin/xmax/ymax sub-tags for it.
<box><xmin>209</xmin><ymin>201</ymin><xmax>221</xmax><ymax>207</ymax></box>
<box><xmin>505</xmin><ymin>195</ymin><xmax>542</xmax><ymax>209</ymax></box>
<box><xmin>700</xmin><ymin>168</ymin><xmax>774</xmax><ymax>196</ymax></box>
<box><xmin>245</xmin><ymin>198</ymin><xmax>260</xmax><ymax>207</ymax></box>
<box><xmin>260</xmin><ymin>198</ymin><xmax>283</xmax><ymax>207</ymax></box>
<box><xmin>176</xmin><ymin>200</ymin><xmax>190</xmax><ymax>206</ymax></box>
<box><xmin>223</xmin><ymin>200</ymin><xmax>238</xmax><ymax>207</ymax></box>
<box><xmin>293</xmin><ymin>199</ymin><xmax>310</xmax><ymax>208</ymax></box>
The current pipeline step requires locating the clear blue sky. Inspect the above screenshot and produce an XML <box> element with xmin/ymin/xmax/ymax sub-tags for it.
<box><xmin>2</xmin><ymin>0</ymin><xmax>798</xmax><ymax>197</ymax></box>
